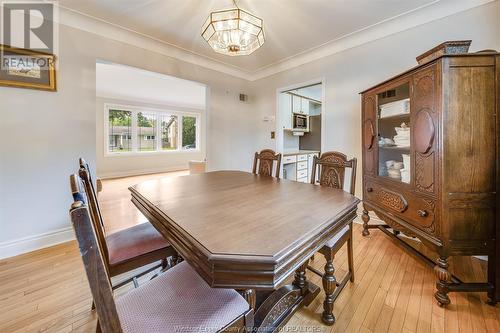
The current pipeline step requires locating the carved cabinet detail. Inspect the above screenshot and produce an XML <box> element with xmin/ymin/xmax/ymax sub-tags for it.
<box><xmin>362</xmin><ymin>95</ymin><xmax>377</xmax><ymax>175</ymax></box>
<box><xmin>376</xmin><ymin>188</ymin><xmax>408</xmax><ymax>213</ymax></box>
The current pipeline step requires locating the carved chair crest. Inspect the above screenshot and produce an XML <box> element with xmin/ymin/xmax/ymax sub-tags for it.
<box><xmin>252</xmin><ymin>149</ymin><xmax>282</xmax><ymax>178</ymax></box>
<box><xmin>311</xmin><ymin>151</ymin><xmax>357</xmax><ymax>195</ymax></box>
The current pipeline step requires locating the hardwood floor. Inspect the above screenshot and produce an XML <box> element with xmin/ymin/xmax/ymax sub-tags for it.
<box><xmin>0</xmin><ymin>172</ymin><xmax>498</xmax><ymax>333</ymax></box>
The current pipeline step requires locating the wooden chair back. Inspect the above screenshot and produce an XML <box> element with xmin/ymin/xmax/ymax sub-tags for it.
<box><xmin>74</xmin><ymin>158</ymin><xmax>110</xmax><ymax>266</ymax></box>
<box><xmin>69</xmin><ymin>175</ymin><xmax>123</xmax><ymax>333</ymax></box>
<box><xmin>310</xmin><ymin>151</ymin><xmax>357</xmax><ymax>195</ymax></box>
<box><xmin>252</xmin><ymin>149</ymin><xmax>282</xmax><ymax>178</ymax></box>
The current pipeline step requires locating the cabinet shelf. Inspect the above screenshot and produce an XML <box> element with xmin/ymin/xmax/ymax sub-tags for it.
<box><xmin>379</xmin><ymin>146</ymin><xmax>410</xmax><ymax>150</ymax></box>
<box><xmin>379</xmin><ymin>113</ymin><xmax>410</xmax><ymax>120</ymax></box>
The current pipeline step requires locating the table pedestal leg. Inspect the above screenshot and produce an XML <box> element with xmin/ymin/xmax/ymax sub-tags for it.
<box><xmin>254</xmin><ymin>259</ymin><xmax>320</xmax><ymax>333</ymax></box>
<box><xmin>293</xmin><ymin>259</ymin><xmax>309</xmax><ymax>293</ymax></box>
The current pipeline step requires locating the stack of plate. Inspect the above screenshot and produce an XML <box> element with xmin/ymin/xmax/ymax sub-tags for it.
<box><xmin>394</xmin><ymin>123</ymin><xmax>410</xmax><ymax>147</ymax></box>
<box><xmin>400</xmin><ymin>154</ymin><xmax>411</xmax><ymax>183</ymax></box>
<box><xmin>380</xmin><ymin>98</ymin><xmax>410</xmax><ymax>118</ymax></box>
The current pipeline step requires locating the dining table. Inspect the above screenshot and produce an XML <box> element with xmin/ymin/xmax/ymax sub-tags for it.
<box><xmin>129</xmin><ymin>170</ymin><xmax>360</xmax><ymax>332</ymax></box>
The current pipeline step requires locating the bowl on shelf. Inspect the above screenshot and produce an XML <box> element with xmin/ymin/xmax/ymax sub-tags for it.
<box><xmin>393</xmin><ymin>162</ymin><xmax>404</xmax><ymax>170</ymax></box>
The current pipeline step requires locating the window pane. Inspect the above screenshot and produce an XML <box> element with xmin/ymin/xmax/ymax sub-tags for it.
<box><xmin>108</xmin><ymin>109</ymin><xmax>132</xmax><ymax>152</ymax></box>
<box><xmin>160</xmin><ymin>114</ymin><xmax>178</xmax><ymax>150</ymax></box>
<box><xmin>182</xmin><ymin>116</ymin><xmax>197</xmax><ymax>149</ymax></box>
<box><xmin>137</xmin><ymin>112</ymin><xmax>157</xmax><ymax>151</ymax></box>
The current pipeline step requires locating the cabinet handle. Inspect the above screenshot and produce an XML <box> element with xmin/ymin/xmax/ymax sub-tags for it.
<box><xmin>417</xmin><ymin>210</ymin><xmax>428</xmax><ymax>217</ymax></box>
<box><xmin>367</xmin><ymin>187</ymin><xmax>373</xmax><ymax>192</ymax></box>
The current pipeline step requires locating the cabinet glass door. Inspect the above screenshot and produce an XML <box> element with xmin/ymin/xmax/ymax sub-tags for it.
<box><xmin>377</xmin><ymin>82</ymin><xmax>411</xmax><ymax>184</ymax></box>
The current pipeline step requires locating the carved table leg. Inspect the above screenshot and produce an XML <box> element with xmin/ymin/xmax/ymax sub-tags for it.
<box><xmin>239</xmin><ymin>289</ymin><xmax>256</xmax><ymax>310</ymax></box>
<box><xmin>434</xmin><ymin>257</ymin><xmax>451</xmax><ymax>306</ymax></box>
<box><xmin>362</xmin><ymin>208</ymin><xmax>370</xmax><ymax>236</ymax></box>
<box><xmin>293</xmin><ymin>259</ymin><xmax>309</xmax><ymax>294</ymax></box>
<box><xmin>321</xmin><ymin>251</ymin><xmax>337</xmax><ymax>325</ymax></box>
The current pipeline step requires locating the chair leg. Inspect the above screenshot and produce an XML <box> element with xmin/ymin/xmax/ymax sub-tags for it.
<box><xmin>348</xmin><ymin>222</ymin><xmax>354</xmax><ymax>282</ymax></box>
<box><xmin>321</xmin><ymin>251</ymin><xmax>336</xmax><ymax>325</ymax></box>
<box><xmin>161</xmin><ymin>258</ymin><xmax>169</xmax><ymax>270</ymax></box>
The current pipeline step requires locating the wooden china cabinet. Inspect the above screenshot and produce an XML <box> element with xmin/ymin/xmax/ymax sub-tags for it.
<box><xmin>360</xmin><ymin>51</ymin><xmax>499</xmax><ymax>306</ymax></box>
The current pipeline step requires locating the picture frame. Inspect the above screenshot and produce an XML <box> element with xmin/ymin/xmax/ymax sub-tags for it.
<box><xmin>0</xmin><ymin>44</ymin><xmax>56</xmax><ymax>91</ymax></box>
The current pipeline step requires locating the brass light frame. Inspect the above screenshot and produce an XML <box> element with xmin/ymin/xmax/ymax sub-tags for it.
<box><xmin>201</xmin><ymin>6</ymin><xmax>265</xmax><ymax>56</ymax></box>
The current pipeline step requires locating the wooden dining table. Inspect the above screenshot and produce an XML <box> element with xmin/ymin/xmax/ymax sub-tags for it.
<box><xmin>130</xmin><ymin>170</ymin><xmax>360</xmax><ymax>332</ymax></box>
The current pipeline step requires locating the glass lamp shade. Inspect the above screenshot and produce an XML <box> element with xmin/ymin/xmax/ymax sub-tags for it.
<box><xmin>201</xmin><ymin>8</ymin><xmax>265</xmax><ymax>56</ymax></box>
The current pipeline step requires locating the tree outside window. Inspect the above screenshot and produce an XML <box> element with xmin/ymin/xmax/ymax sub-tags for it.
<box><xmin>182</xmin><ymin>116</ymin><xmax>197</xmax><ymax>149</ymax></box>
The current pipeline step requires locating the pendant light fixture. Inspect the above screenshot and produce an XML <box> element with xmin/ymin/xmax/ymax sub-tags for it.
<box><xmin>201</xmin><ymin>0</ymin><xmax>265</xmax><ymax>56</ymax></box>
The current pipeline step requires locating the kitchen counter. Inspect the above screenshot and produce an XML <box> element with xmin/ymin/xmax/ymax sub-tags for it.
<box><xmin>283</xmin><ymin>150</ymin><xmax>320</xmax><ymax>156</ymax></box>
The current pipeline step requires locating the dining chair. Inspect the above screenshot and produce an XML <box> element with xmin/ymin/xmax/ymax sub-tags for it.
<box><xmin>308</xmin><ymin>151</ymin><xmax>357</xmax><ymax>325</ymax></box>
<box><xmin>252</xmin><ymin>149</ymin><xmax>282</xmax><ymax>178</ymax></box>
<box><xmin>69</xmin><ymin>183</ymin><xmax>253</xmax><ymax>333</ymax></box>
<box><xmin>74</xmin><ymin>159</ymin><xmax>179</xmax><ymax>290</ymax></box>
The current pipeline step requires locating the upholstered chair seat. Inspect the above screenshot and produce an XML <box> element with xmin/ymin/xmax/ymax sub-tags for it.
<box><xmin>106</xmin><ymin>223</ymin><xmax>171</xmax><ymax>273</ymax></box>
<box><xmin>116</xmin><ymin>261</ymin><xmax>250</xmax><ymax>333</ymax></box>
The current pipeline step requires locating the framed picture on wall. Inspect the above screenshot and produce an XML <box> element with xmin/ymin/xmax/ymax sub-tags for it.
<box><xmin>0</xmin><ymin>44</ymin><xmax>56</xmax><ymax>91</ymax></box>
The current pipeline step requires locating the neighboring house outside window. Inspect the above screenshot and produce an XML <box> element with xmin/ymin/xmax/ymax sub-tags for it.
<box><xmin>105</xmin><ymin>105</ymin><xmax>200</xmax><ymax>155</ymax></box>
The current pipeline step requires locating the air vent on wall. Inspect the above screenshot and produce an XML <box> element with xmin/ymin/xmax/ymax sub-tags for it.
<box><xmin>239</xmin><ymin>93</ymin><xmax>248</xmax><ymax>102</ymax></box>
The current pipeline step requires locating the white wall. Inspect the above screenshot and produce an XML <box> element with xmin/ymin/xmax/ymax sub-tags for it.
<box><xmin>249</xmin><ymin>0</ymin><xmax>500</xmax><ymax>197</ymax></box>
<box><xmin>1</xmin><ymin>1</ymin><xmax>499</xmax><ymax>258</ymax></box>
<box><xmin>0</xmin><ymin>23</ymin><xmax>256</xmax><ymax>258</ymax></box>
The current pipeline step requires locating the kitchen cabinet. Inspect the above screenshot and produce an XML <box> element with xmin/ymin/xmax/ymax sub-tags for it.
<box><xmin>282</xmin><ymin>151</ymin><xmax>319</xmax><ymax>183</ymax></box>
<box><xmin>292</xmin><ymin>95</ymin><xmax>302</xmax><ymax>114</ymax></box>
<box><xmin>301</xmin><ymin>99</ymin><xmax>310</xmax><ymax>115</ymax></box>
<box><xmin>291</xmin><ymin>95</ymin><xmax>310</xmax><ymax>115</ymax></box>
<box><xmin>281</xmin><ymin>93</ymin><xmax>293</xmax><ymax>130</ymax></box>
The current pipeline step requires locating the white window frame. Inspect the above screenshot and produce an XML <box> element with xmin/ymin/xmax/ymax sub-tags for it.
<box><xmin>104</xmin><ymin>103</ymin><xmax>201</xmax><ymax>156</ymax></box>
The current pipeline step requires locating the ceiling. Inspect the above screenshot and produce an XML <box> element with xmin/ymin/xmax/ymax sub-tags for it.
<box><xmin>96</xmin><ymin>62</ymin><xmax>206</xmax><ymax>109</ymax></box>
<box><xmin>59</xmin><ymin>0</ymin><xmax>441</xmax><ymax>72</ymax></box>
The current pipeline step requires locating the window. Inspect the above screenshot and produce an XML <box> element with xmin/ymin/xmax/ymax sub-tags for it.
<box><xmin>106</xmin><ymin>105</ymin><xmax>199</xmax><ymax>155</ymax></box>
<box><xmin>182</xmin><ymin>116</ymin><xmax>197</xmax><ymax>150</ymax></box>
<box><xmin>137</xmin><ymin>112</ymin><xmax>157</xmax><ymax>151</ymax></box>
<box><xmin>160</xmin><ymin>114</ymin><xmax>178</xmax><ymax>150</ymax></box>
<box><xmin>108</xmin><ymin>110</ymin><xmax>132</xmax><ymax>152</ymax></box>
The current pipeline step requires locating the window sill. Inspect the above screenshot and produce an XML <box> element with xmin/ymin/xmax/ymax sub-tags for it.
<box><xmin>104</xmin><ymin>149</ymin><xmax>201</xmax><ymax>157</ymax></box>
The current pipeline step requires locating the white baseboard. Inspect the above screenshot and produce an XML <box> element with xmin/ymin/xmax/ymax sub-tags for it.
<box><xmin>98</xmin><ymin>166</ymin><xmax>188</xmax><ymax>179</ymax></box>
<box><xmin>0</xmin><ymin>227</ymin><xmax>75</xmax><ymax>260</ymax></box>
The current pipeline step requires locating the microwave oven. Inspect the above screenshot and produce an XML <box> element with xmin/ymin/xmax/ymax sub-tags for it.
<box><xmin>293</xmin><ymin>113</ymin><xmax>308</xmax><ymax>131</ymax></box>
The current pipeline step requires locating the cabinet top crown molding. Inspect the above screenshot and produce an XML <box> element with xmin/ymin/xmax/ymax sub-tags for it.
<box><xmin>359</xmin><ymin>51</ymin><xmax>499</xmax><ymax>94</ymax></box>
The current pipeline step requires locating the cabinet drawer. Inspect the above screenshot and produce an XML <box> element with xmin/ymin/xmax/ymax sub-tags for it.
<box><xmin>364</xmin><ymin>181</ymin><xmax>437</xmax><ymax>236</ymax></box>
<box><xmin>297</xmin><ymin>161</ymin><xmax>308</xmax><ymax>170</ymax></box>
<box><xmin>283</xmin><ymin>155</ymin><xmax>297</xmax><ymax>164</ymax></box>
<box><xmin>297</xmin><ymin>154</ymin><xmax>307</xmax><ymax>162</ymax></box>
<box><xmin>308</xmin><ymin>153</ymin><xmax>318</xmax><ymax>160</ymax></box>
<box><xmin>297</xmin><ymin>169</ymin><xmax>308</xmax><ymax>180</ymax></box>
<box><xmin>297</xmin><ymin>177</ymin><xmax>308</xmax><ymax>183</ymax></box>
